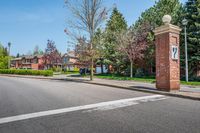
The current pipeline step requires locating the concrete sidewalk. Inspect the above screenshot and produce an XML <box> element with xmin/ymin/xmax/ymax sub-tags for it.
<box><xmin>62</xmin><ymin>76</ymin><xmax>200</xmax><ymax>100</ymax></box>
<box><xmin>0</xmin><ymin>74</ymin><xmax>200</xmax><ymax>100</ymax></box>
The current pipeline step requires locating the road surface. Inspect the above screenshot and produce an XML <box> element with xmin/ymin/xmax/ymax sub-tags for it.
<box><xmin>0</xmin><ymin>76</ymin><xmax>199</xmax><ymax>133</ymax></box>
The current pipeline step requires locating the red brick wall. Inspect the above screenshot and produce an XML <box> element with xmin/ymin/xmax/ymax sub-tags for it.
<box><xmin>155</xmin><ymin>32</ymin><xmax>180</xmax><ymax>91</ymax></box>
<box><xmin>31</xmin><ymin>64</ymin><xmax>39</xmax><ymax>70</ymax></box>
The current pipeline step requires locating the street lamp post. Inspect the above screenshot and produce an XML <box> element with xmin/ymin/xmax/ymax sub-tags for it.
<box><xmin>182</xmin><ymin>18</ymin><xmax>188</xmax><ymax>82</ymax></box>
<box><xmin>8</xmin><ymin>42</ymin><xmax>11</xmax><ymax>69</ymax></box>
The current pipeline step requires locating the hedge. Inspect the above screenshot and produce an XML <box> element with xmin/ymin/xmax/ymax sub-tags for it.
<box><xmin>0</xmin><ymin>69</ymin><xmax>53</xmax><ymax>76</ymax></box>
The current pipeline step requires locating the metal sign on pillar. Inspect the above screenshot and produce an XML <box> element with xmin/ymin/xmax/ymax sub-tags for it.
<box><xmin>153</xmin><ymin>15</ymin><xmax>182</xmax><ymax>91</ymax></box>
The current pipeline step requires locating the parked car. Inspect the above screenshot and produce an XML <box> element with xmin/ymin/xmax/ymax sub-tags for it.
<box><xmin>79</xmin><ymin>68</ymin><xmax>90</xmax><ymax>75</ymax></box>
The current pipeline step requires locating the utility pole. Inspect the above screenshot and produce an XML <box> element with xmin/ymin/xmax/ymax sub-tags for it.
<box><xmin>8</xmin><ymin>42</ymin><xmax>11</xmax><ymax>69</ymax></box>
<box><xmin>182</xmin><ymin>18</ymin><xmax>189</xmax><ymax>82</ymax></box>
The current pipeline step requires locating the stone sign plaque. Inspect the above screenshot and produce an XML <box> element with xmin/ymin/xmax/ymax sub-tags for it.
<box><xmin>171</xmin><ymin>45</ymin><xmax>178</xmax><ymax>60</ymax></box>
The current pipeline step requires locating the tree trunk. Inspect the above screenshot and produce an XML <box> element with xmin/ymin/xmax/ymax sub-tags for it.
<box><xmin>90</xmin><ymin>57</ymin><xmax>94</xmax><ymax>80</ymax></box>
<box><xmin>130</xmin><ymin>61</ymin><xmax>133</xmax><ymax>78</ymax></box>
<box><xmin>84</xmin><ymin>67</ymin><xmax>86</xmax><ymax>75</ymax></box>
<box><xmin>101</xmin><ymin>63</ymin><xmax>104</xmax><ymax>74</ymax></box>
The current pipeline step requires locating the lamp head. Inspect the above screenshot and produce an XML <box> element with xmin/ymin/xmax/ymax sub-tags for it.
<box><xmin>182</xmin><ymin>18</ymin><xmax>188</xmax><ymax>26</ymax></box>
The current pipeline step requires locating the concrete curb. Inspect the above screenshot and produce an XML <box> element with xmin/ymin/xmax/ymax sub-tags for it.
<box><xmin>0</xmin><ymin>74</ymin><xmax>200</xmax><ymax>101</ymax></box>
<box><xmin>85</xmin><ymin>82</ymin><xmax>200</xmax><ymax>101</ymax></box>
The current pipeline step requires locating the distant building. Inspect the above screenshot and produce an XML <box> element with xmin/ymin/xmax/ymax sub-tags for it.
<box><xmin>11</xmin><ymin>51</ymin><xmax>84</xmax><ymax>71</ymax></box>
<box><xmin>95</xmin><ymin>65</ymin><xmax>108</xmax><ymax>74</ymax></box>
<box><xmin>62</xmin><ymin>51</ymin><xmax>80</xmax><ymax>71</ymax></box>
<box><xmin>11</xmin><ymin>55</ymin><xmax>44</xmax><ymax>70</ymax></box>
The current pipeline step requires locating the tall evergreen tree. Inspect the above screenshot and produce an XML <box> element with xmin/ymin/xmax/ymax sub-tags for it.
<box><xmin>16</xmin><ymin>53</ymin><xmax>20</xmax><ymax>58</ymax></box>
<box><xmin>135</xmin><ymin>0</ymin><xmax>182</xmax><ymax>29</ymax></box>
<box><xmin>104</xmin><ymin>7</ymin><xmax>127</xmax><ymax>74</ymax></box>
<box><xmin>183</xmin><ymin>0</ymin><xmax>200</xmax><ymax>77</ymax></box>
<box><xmin>133</xmin><ymin>0</ymin><xmax>183</xmax><ymax>75</ymax></box>
<box><xmin>33</xmin><ymin>45</ymin><xmax>43</xmax><ymax>55</ymax></box>
<box><xmin>93</xmin><ymin>28</ymin><xmax>105</xmax><ymax>73</ymax></box>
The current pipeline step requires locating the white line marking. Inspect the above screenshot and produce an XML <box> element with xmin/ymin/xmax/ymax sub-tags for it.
<box><xmin>0</xmin><ymin>95</ymin><xmax>167</xmax><ymax>125</ymax></box>
<box><xmin>85</xmin><ymin>96</ymin><xmax>167</xmax><ymax>112</ymax></box>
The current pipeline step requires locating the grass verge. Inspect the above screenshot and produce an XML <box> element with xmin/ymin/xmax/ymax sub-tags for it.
<box><xmin>95</xmin><ymin>75</ymin><xmax>155</xmax><ymax>83</ymax></box>
<box><xmin>62</xmin><ymin>71</ymin><xmax>80</xmax><ymax>75</ymax></box>
<box><xmin>94</xmin><ymin>74</ymin><xmax>200</xmax><ymax>86</ymax></box>
<box><xmin>181</xmin><ymin>81</ymin><xmax>200</xmax><ymax>86</ymax></box>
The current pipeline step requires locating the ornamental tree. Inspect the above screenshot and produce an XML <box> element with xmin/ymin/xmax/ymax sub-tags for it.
<box><xmin>117</xmin><ymin>22</ymin><xmax>151</xmax><ymax>77</ymax></box>
<box><xmin>42</xmin><ymin>40</ymin><xmax>62</xmax><ymax>69</ymax></box>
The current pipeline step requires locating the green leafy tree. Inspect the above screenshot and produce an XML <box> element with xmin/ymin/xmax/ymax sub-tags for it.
<box><xmin>0</xmin><ymin>44</ymin><xmax>9</xmax><ymax>69</ymax></box>
<box><xmin>104</xmin><ymin>7</ymin><xmax>127</xmax><ymax>74</ymax></box>
<box><xmin>93</xmin><ymin>28</ymin><xmax>105</xmax><ymax>73</ymax></box>
<box><xmin>182</xmin><ymin>0</ymin><xmax>200</xmax><ymax>77</ymax></box>
<box><xmin>133</xmin><ymin>0</ymin><xmax>183</xmax><ymax>75</ymax></box>
<box><xmin>135</xmin><ymin>0</ymin><xmax>182</xmax><ymax>28</ymax></box>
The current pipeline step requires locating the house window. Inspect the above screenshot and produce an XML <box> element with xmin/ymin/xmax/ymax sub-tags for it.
<box><xmin>22</xmin><ymin>59</ymin><xmax>26</xmax><ymax>63</ymax></box>
<box><xmin>63</xmin><ymin>57</ymin><xmax>69</xmax><ymax>63</ymax></box>
<box><xmin>26</xmin><ymin>59</ymin><xmax>31</xmax><ymax>63</ymax></box>
<box><xmin>33</xmin><ymin>58</ymin><xmax>38</xmax><ymax>64</ymax></box>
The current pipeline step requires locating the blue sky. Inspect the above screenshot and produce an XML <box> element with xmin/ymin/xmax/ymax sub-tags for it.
<box><xmin>0</xmin><ymin>0</ymin><xmax>187</xmax><ymax>56</ymax></box>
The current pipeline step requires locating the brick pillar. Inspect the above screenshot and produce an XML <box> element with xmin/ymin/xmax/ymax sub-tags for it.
<box><xmin>154</xmin><ymin>15</ymin><xmax>182</xmax><ymax>91</ymax></box>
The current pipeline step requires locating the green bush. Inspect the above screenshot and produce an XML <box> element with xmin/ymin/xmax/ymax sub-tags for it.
<box><xmin>73</xmin><ymin>67</ymin><xmax>79</xmax><ymax>72</ymax></box>
<box><xmin>52</xmin><ymin>66</ymin><xmax>62</xmax><ymax>72</ymax></box>
<box><xmin>62</xmin><ymin>70</ymin><xmax>80</xmax><ymax>75</ymax></box>
<box><xmin>0</xmin><ymin>56</ymin><xmax>8</xmax><ymax>69</ymax></box>
<box><xmin>0</xmin><ymin>69</ymin><xmax>53</xmax><ymax>76</ymax></box>
<box><xmin>135</xmin><ymin>68</ymin><xmax>145</xmax><ymax>78</ymax></box>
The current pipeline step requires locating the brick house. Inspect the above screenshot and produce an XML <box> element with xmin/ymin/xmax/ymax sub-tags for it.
<box><xmin>11</xmin><ymin>51</ymin><xmax>84</xmax><ymax>71</ymax></box>
<box><xmin>62</xmin><ymin>51</ymin><xmax>81</xmax><ymax>71</ymax></box>
<box><xmin>11</xmin><ymin>55</ymin><xmax>44</xmax><ymax>70</ymax></box>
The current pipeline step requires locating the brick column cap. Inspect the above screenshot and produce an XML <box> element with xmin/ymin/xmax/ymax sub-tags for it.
<box><xmin>154</xmin><ymin>24</ymin><xmax>182</xmax><ymax>35</ymax></box>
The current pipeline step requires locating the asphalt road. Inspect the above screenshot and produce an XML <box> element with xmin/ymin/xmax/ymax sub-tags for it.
<box><xmin>0</xmin><ymin>76</ymin><xmax>199</xmax><ymax>133</ymax></box>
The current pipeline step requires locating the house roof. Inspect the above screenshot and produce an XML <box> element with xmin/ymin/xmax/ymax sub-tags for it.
<box><xmin>11</xmin><ymin>55</ymin><xmax>43</xmax><ymax>61</ymax></box>
<box><xmin>22</xmin><ymin>55</ymin><xmax>43</xmax><ymax>59</ymax></box>
<box><xmin>11</xmin><ymin>57</ymin><xmax>22</xmax><ymax>61</ymax></box>
<box><xmin>62</xmin><ymin>51</ymin><xmax>77</xmax><ymax>59</ymax></box>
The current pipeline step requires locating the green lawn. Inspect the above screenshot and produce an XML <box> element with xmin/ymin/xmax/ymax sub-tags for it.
<box><xmin>62</xmin><ymin>71</ymin><xmax>79</xmax><ymax>75</ymax></box>
<box><xmin>94</xmin><ymin>74</ymin><xmax>200</xmax><ymax>86</ymax></box>
<box><xmin>181</xmin><ymin>81</ymin><xmax>200</xmax><ymax>86</ymax></box>
<box><xmin>94</xmin><ymin>74</ymin><xmax>155</xmax><ymax>83</ymax></box>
